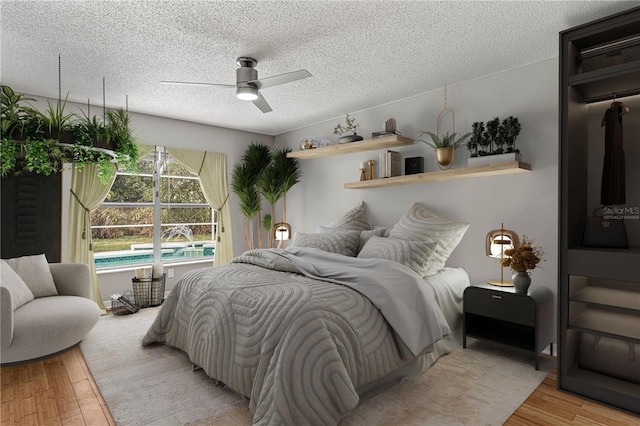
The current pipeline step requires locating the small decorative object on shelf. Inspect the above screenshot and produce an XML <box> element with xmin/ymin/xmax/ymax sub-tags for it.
<box><xmin>299</xmin><ymin>136</ymin><xmax>319</xmax><ymax>150</ymax></box>
<box><xmin>368</xmin><ymin>159</ymin><xmax>375</xmax><ymax>180</ymax></box>
<box><xmin>334</xmin><ymin>114</ymin><xmax>364</xmax><ymax>143</ymax></box>
<box><xmin>372</xmin><ymin>118</ymin><xmax>401</xmax><ymax>138</ymax></box>
<box><xmin>359</xmin><ymin>161</ymin><xmax>367</xmax><ymax>181</ymax></box>
<box><xmin>501</xmin><ymin>235</ymin><xmax>545</xmax><ymax>294</ymax></box>
<box><xmin>404</xmin><ymin>156</ymin><xmax>424</xmax><ymax>175</ymax></box>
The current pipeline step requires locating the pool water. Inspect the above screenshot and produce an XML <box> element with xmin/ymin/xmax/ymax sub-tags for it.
<box><xmin>94</xmin><ymin>242</ymin><xmax>215</xmax><ymax>268</ymax></box>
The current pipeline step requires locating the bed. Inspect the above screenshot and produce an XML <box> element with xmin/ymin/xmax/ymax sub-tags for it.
<box><xmin>143</xmin><ymin>202</ymin><xmax>470</xmax><ymax>425</ymax></box>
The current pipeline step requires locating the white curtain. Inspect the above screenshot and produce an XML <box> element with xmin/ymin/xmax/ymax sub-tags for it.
<box><xmin>167</xmin><ymin>148</ymin><xmax>233</xmax><ymax>266</ymax></box>
<box><xmin>66</xmin><ymin>163</ymin><xmax>117</xmax><ymax>312</ymax></box>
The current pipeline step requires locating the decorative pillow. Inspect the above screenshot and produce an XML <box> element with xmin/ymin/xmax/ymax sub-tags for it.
<box><xmin>0</xmin><ymin>260</ymin><xmax>35</xmax><ymax>310</ymax></box>
<box><xmin>358</xmin><ymin>227</ymin><xmax>389</xmax><ymax>251</ymax></box>
<box><xmin>357</xmin><ymin>236</ymin><xmax>438</xmax><ymax>276</ymax></box>
<box><xmin>291</xmin><ymin>231</ymin><xmax>360</xmax><ymax>257</ymax></box>
<box><xmin>325</xmin><ymin>201</ymin><xmax>371</xmax><ymax>231</ymax></box>
<box><xmin>4</xmin><ymin>254</ymin><xmax>58</xmax><ymax>298</ymax></box>
<box><xmin>389</xmin><ymin>203</ymin><xmax>470</xmax><ymax>276</ymax></box>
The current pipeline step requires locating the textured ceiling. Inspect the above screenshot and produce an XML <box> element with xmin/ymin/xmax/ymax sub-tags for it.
<box><xmin>1</xmin><ymin>1</ymin><xmax>638</xmax><ymax>136</ymax></box>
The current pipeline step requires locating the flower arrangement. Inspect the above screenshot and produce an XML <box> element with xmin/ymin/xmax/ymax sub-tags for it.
<box><xmin>501</xmin><ymin>236</ymin><xmax>545</xmax><ymax>273</ymax></box>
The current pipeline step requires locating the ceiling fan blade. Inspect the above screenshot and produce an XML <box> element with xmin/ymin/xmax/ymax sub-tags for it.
<box><xmin>252</xmin><ymin>92</ymin><xmax>272</xmax><ymax>113</ymax></box>
<box><xmin>251</xmin><ymin>69</ymin><xmax>312</xmax><ymax>90</ymax></box>
<box><xmin>161</xmin><ymin>80</ymin><xmax>235</xmax><ymax>88</ymax></box>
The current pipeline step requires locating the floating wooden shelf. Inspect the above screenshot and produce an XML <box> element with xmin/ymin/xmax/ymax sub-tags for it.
<box><xmin>344</xmin><ymin>161</ymin><xmax>531</xmax><ymax>189</ymax></box>
<box><xmin>286</xmin><ymin>135</ymin><xmax>413</xmax><ymax>159</ymax></box>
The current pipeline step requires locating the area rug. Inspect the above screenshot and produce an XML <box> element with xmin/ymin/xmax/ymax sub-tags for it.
<box><xmin>80</xmin><ymin>307</ymin><xmax>553</xmax><ymax>426</ymax></box>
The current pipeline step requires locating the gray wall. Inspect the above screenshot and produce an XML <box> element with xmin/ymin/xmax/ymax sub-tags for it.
<box><xmin>275</xmin><ymin>58</ymin><xmax>560</xmax><ymax>327</ymax></box>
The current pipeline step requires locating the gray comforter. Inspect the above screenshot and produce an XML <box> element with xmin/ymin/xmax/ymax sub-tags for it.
<box><xmin>143</xmin><ymin>247</ymin><xmax>451</xmax><ymax>425</ymax></box>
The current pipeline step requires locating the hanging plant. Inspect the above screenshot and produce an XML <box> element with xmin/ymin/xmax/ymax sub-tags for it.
<box><xmin>0</xmin><ymin>84</ymin><xmax>139</xmax><ymax>183</ymax></box>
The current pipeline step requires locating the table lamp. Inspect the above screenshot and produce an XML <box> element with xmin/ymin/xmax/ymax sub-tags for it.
<box><xmin>486</xmin><ymin>223</ymin><xmax>519</xmax><ymax>286</ymax></box>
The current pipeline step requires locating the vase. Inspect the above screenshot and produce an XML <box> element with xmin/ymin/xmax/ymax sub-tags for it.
<box><xmin>435</xmin><ymin>147</ymin><xmax>455</xmax><ymax>169</ymax></box>
<box><xmin>512</xmin><ymin>271</ymin><xmax>531</xmax><ymax>294</ymax></box>
<box><xmin>338</xmin><ymin>133</ymin><xmax>364</xmax><ymax>144</ymax></box>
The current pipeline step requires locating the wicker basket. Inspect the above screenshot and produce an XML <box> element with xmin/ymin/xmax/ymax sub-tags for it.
<box><xmin>132</xmin><ymin>274</ymin><xmax>166</xmax><ymax>308</ymax></box>
<box><xmin>111</xmin><ymin>291</ymin><xmax>139</xmax><ymax>315</ymax></box>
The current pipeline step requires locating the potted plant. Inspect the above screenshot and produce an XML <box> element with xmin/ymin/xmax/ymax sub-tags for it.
<box><xmin>503</xmin><ymin>116</ymin><xmax>521</xmax><ymax>153</ymax></box>
<box><xmin>467</xmin><ymin>116</ymin><xmax>523</xmax><ymax>167</ymax></box>
<box><xmin>501</xmin><ymin>235</ymin><xmax>545</xmax><ymax>294</ymax></box>
<box><xmin>468</xmin><ymin>122</ymin><xmax>486</xmax><ymax>157</ymax></box>
<box><xmin>417</xmin><ymin>130</ymin><xmax>471</xmax><ymax>169</ymax></box>
<box><xmin>334</xmin><ymin>114</ymin><xmax>363</xmax><ymax>143</ymax></box>
<box><xmin>485</xmin><ymin>117</ymin><xmax>501</xmax><ymax>155</ymax></box>
<box><xmin>231</xmin><ymin>143</ymin><xmax>301</xmax><ymax>250</ymax></box>
<box><xmin>0</xmin><ymin>84</ymin><xmax>138</xmax><ymax>183</ymax></box>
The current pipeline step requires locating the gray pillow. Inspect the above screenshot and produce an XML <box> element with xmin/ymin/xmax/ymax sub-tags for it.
<box><xmin>325</xmin><ymin>201</ymin><xmax>370</xmax><ymax>231</ymax></box>
<box><xmin>358</xmin><ymin>227</ymin><xmax>389</xmax><ymax>251</ymax></box>
<box><xmin>291</xmin><ymin>231</ymin><xmax>360</xmax><ymax>257</ymax></box>
<box><xmin>389</xmin><ymin>203</ymin><xmax>469</xmax><ymax>276</ymax></box>
<box><xmin>317</xmin><ymin>225</ymin><xmax>389</xmax><ymax>252</ymax></box>
<box><xmin>357</xmin><ymin>236</ymin><xmax>438</xmax><ymax>276</ymax></box>
<box><xmin>0</xmin><ymin>259</ymin><xmax>35</xmax><ymax>309</ymax></box>
<box><xmin>4</xmin><ymin>254</ymin><xmax>58</xmax><ymax>298</ymax></box>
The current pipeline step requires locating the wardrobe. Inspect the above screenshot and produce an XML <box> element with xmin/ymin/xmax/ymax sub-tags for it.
<box><xmin>559</xmin><ymin>6</ymin><xmax>640</xmax><ymax>414</ymax></box>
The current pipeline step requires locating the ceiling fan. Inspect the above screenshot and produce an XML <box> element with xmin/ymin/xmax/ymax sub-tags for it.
<box><xmin>162</xmin><ymin>57</ymin><xmax>312</xmax><ymax>113</ymax></box>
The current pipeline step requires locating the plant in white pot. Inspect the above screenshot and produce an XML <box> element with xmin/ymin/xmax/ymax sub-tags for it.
<box><xmin>417</xmin><ymin>130</ymin><xmax>471</xmax><ymax>169</ymax></box>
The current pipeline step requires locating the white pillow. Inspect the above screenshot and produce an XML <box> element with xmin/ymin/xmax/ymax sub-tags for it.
<box><xmin>0</xmin><ymin>260</ymin><xmax>35</xmax><ymax>310</ymax></box>
<box><xmin>4</xmin><ymin>254</ymin><xmax>58</xmax><ymax>298</ymax></box>
<box><xmin>389</xmin><ymin>203</ymin><xmax>469</xmax><ymax>275</ymax></box>
<box><xmin>291</xmin><ymin>231</ymin><xmax>360</xmax><ymax>257</ymax></box>
<box><xmin>357</xmin><ymin>236</ymin><xmax>438</xmax><ymax>276</ymax></box>
<box><xmin>325</xmin><ymin>201</ymin><xmax>371</xmax><ymax>231</ymax></box>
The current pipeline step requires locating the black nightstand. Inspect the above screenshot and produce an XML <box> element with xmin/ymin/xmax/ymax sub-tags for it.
<box><xmin>463</xmin><ymin>282</ymin><xmax>554</xmax><ymax>370</ymax></box>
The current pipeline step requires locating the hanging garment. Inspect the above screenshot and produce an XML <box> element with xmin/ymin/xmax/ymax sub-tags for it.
<box><xmin>600</xmin><ymin>101</ymin><xmax>629</xmax><ymax>205</ymax></box>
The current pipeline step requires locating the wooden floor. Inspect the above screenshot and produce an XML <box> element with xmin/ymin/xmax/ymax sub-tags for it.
<box><xmin>1</xmin><ymin>347</ymin><xmax>113</xmax><ymax>426</ymax></box>
<box><xmin>1</xmin><ymin>349</ymin><xmax>638</xmax><ymax>425</ymax></box>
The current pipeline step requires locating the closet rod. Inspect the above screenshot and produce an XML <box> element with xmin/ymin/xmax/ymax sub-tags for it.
<box><xmin>580</xmin><ymin>87</ymin><xmax>640</xmax><ymax>104</ymax></box>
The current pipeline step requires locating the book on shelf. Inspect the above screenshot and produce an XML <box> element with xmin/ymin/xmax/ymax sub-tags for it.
<box><xmin>372</xmin><ymin>130</ymin><xmax>401</xmax><ymax>138</ymax></box>
<box><xmin>379</xmin><ymin>150</ymin><xmax>401</xmax><ymax>178</ymax></box>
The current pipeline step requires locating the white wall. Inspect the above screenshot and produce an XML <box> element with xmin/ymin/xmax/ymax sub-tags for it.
<box><xmin>275</xmin><ymin>58</ymin><xmax>560</xmax><ymax>326</ymax></box>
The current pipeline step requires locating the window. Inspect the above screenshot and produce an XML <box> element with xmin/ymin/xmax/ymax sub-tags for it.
<box><xmin>92</xmin><ymin>147</ymin><xmax>215</xmax><ymax>269</ymax></box>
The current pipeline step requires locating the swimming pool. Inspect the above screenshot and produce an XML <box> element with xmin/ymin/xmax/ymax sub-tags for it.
<box><xmin>94</xmin><ymin>242</ymin><xmax>215</xmax><ymax>268</ymax></box>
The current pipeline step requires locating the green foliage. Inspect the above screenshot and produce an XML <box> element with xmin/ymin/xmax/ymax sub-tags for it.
<box><xmin>333</xmin><ymin>114</ymin><xmax>359</xmax><ymax>135</ymax></box>
<box><xmin>417</xmin><ymin>131</ymin><xmax>471</xmax><ymax>149</ymax></box>
<box><xmin>262</xmin><ymin>214</ymin><xmax>272</xmax><ymax>233</ymax></box>
<box><xmin>231</xmin><ymin>143</ymin><xmax>302</xmax><ymax>249</ymax></box>
<box><xmin>0</xmin><ymin>84</ymin><xmax>139</xmax><ymax>182</ymax></box>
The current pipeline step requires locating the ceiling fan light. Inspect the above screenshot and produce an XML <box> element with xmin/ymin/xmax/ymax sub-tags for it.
<box><xmin>236</xmin><ymin>86</ymin><xmax>258</xmax><ymax>101</ymax></box>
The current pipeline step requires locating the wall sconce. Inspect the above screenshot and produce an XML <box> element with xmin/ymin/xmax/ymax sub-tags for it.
<box><xmin>274</xmin><ymin>222</ymin><xmax>292</xmax><ymax>248</ymax></box>
<box><xmin>486</xmin><ymin>223</ymin><xmax>519</xmax><ymax>287</ymax></box>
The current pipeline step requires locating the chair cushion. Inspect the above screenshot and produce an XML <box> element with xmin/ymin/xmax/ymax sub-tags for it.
<box><xmin>4</xmin><ymin>254</ymin><xmax>58</xmax><ymax>298</ymax></box>
<box><xmin>1</xmin><ymin>296</ymin><xmax>100</xmax><ymax>364</ymax></box>
<box><xmin>0</xmin><ymin>260</ymin><xmax>35</xmax><ymax>310</ymax></box>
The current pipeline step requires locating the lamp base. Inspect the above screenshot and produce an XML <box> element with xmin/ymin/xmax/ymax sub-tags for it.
<box><xmin>487</xmin><ymin>279</ymin><xmax>514</xmax><ymax>287</ymax></box>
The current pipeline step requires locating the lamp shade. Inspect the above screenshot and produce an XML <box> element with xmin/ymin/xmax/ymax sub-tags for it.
<box><xmin>236</xmin><ymin>86</ymin><xmax>258</xmax><ymax>101</ymax></box>
<box><xmin>486</xmin><ymin>229</ymin><xmax>518</xmax><ymax>257</ymax></box>
<box><xmin>274</xmin><ymin>222</ymin><xmax>291</xmax><ymax>241</ymax></box>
